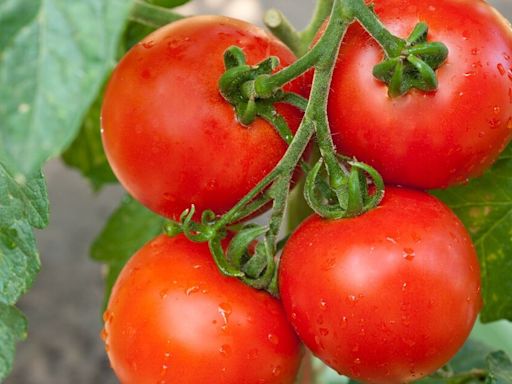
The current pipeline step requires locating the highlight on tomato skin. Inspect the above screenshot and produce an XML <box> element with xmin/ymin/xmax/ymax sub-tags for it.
<box><xmin>101</xmin><ymin>15</ymin><xmax>305</xmax><ymax>220</ymax></box>
<box><xmin>103</xmin><ymin>234</ymin><xmax>303</xmax><ymax>384</ymax></box>
<box><xmin>279</xmin><ymin>187</ymin><xmax>482</xmax><ymax>384</ymax></box>
<box><xmin>327</xmin><ymin>0</ymin><xmax>512</xmax><ymax>189</ymax></box>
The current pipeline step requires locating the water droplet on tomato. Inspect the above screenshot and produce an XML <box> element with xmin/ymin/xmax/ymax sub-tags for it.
<box><xmin>402</xmin><ymin>282</ymin><xmax>408</xmax><ymax>291</ymax></box>
<box><xmin>488</xmin><ymin>118</ymin><xmax>501</xmax><ymax>129</ymax></box>
<box><xmin>463</xmin><ymin>71</ymin><xmax>476</xmax><ymax>77</ymax></box>
<box><xmin>267</xmin><ymin>333</ymin><xmax>279</xmax><ymax>346</ymax></box>
<box><xmin>219</xmin><ymin>344</ymin><xmax>232</xmax><ymax>357</ymax></box>
<box><xmin>319</xmin><ymin>328</ymin><xmax>329</xmax><ymax>336</ymax></box>
<box><xmin>319</xmin><ymin>299</ymin><xmax>327</xmax><ymax>310</ymax></box>
<box><xmin>507</xmin><ymin>117</ymin><xmax>512</xmax><ymax>130</ymax></box>
<box><xmin>322</xmin><ymin>257</ymin><xmax>336</xmax><ymax>270</ymax></box>
<box><xmin>386</xmin><ymin>236</ymin><xmax>397</xmax><ymax>244</ymax></box>
<box><xmin>142</xmin><ymin>40</ymin><xmax>155</xmax><ymax>49</ymax></box>
<box><xmin>341</xmin><ymin>316</ymin><xmax>348</xmax><ymax>328</ymax></box>
<box><xmin>471</xmin><ymin>48</ymin><xmax>479</xmax><ymax>56</ymax></box>
<box><xmin>402</xmin><ymin>248</ymin><xmax>415</xmax><ymax>260</ymax></box>
<box><xmin>272</xmin><ymin>365</ymin><xmax>282</xmax><ymax>377</ymax></box>
<box><xmin>498</xmin><ymin>63</ymin><xmax>507</xmax><ymax>76</ymax></box>
<box><xmin>218</xmin><ymin>303</ymin><xmax>232</xmax><ymax>326</ymax></box>
<box><xmin>247</xmin><ymin>348</ymin><xmax>259</xmax><ymax>359</ymax></box>
<box><xmin>186</xmin><ymin>286</ymin><xmax>199</xmax><ymax>295</ymax></box>
<box><xmin>100</xmin><ymin>328</ymin><xmax>108</xmax><ymax>342</ymax></box>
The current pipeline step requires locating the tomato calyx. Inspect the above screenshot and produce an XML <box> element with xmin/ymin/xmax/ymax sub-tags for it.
<box><xmin>372</xmin><ymin>22</ymin><xmax>449</xmax><ymax>97</ymax></box>
<box><xmin>219</xmin><ymin>46</ymin><xmax>306</xmax><ymax>134</ymax></box>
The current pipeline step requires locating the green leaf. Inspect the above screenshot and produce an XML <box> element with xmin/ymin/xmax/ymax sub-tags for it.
<box><xmin>486</xmin><ymin>351</ymin><xmax>512</xmax><ymax>383</ymax></box>
<box><xmin>0</xmin><ymin>222</ymin><xmax>40</xmax><ymax>306</ymax></box>
<box><xmin>0</xmin><ymin>165</ymin><xmax>48</xmax><ymax>230</ymax></box>
<box><xmin>433</xmin><ymin>144</ymin><xmax>512</xmax><ymax>322</ymax></box>
<box><xmin>0</xmin><ymin>165</ymin><xmax>47</xmax><ymax>305</ymax></box>
<box><xmin>91</xmin><ymin>195</ymin><xmax>165</xmax><ymax>306</ymax></box>
<box><xmin>144</xmin><ymin>0</ymin><xmax>190</xmax><ymax>8</ymax></box>
<box><xmin>61</xmin><ymin>88</ymin><xmax>117</xmax><ymax>191</ymax></box>
<box><xmin>0</xmin><ymin>304</ymin><xmax>27</xmax><ymax>381</ymax></box>
<box><xmin>0</xmin><ymin>164</ymin><xmax>48</xmax><ymax>380</ymax></box>
<box><xmin>0</xmin><ymin>0</ymin><xmax>134</xmax><ymax>175</ymax></box>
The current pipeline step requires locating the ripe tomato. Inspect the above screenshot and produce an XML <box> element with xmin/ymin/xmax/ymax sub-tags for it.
<box><xmin>101</xmin><ymin>16</ymin><xmax>304</xmax><ymax>219</ymax></box>
<box><xmin>329</xmin><ymin>0</ymin><xmax>512</xmax><ymax>189</ymax></box>
<box><xmin>103</xmin><ymin>235</ymin><xmax>302</xmax><ymax>384</ymax></box>
<box><xmin>279</xmin><ymin>187</ymin><xmax>481</xmax><ymax>383</ymax></box>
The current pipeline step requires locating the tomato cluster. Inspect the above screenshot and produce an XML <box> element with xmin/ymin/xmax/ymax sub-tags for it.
<box><xmin>100</xmin><ymin>0</ymin><xmax>512</xmax><ymax>383</ymax></box>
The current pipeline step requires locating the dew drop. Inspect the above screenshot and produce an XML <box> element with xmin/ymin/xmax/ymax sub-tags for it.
<box><xmin>498</xmin><ymin>63</ymin><xmax>507</xmax><ymax>75</ymax></box>
<box><xmin>322</xmin><ymin>257</ymin><xmax>336</xmax><ymax>271</ymax></box>
<box><xmin>319</xmin><ymin>299</ymin><xmax>328</xmax><ymax>310</ymax></box>
<box><xmin>402</xmin><ymin>248</ymin><xmax>415</xmax><ymax>260</ymax></box>
<box><xmin>163</xmin><ymin>192</ymin><xmax>176</xmax><ymax>202</ymax></box>
<box><xmin>319</xmin><ymin>328</ymin><xmax>329</xmax><ymax>336</ymax></box>
<box><xmin>142</xmin><ymin>40</ymin><xmax>155</xmax><ymax>49</ymax></box>
<box><xmin>100</xmin><ymin>328</ymin><xmax>108</xmax><ymax>342</ymax></box>
<box><xmin>341</xmin><ymin>316</ymin><xmax>348</xmax><ymax>329</ymax></box>
<box><xmin>267</xmin><ymin>333</ymin><xmax>279</xmax><ymax>346</ymax></box>
<box><xmin>218</xmin><ymin>303</ymin><xmax>232</xmax><ymax>327</ymax></box>
<box><xmin>272</xmin><ymin>365</ymin><xmax>282</xmax><ymax>377</ymax></box>
<box><xmin>186</xmin><ymin>286</ymin><xmax>199</xmax><ymax>296</ymax></box>
<box><xmin>488</xmin><ymin>118</ymin><xmax>501</xmax><ymax>129</ymax></box>
<box><xmin>247</xmin><ymin>348</ymin><xmax>259</xmax><ymax>359</ymax></box>
<box><xmin>219</xmin><ymin>344</ymin><xmax>232</xmax><ymax>357</ymax></box>
<box><xmin>386</xmin><ymin>236</ymin><xmax>397</xmax><ymax>244</ymax></box>
<box><xmin>354</xmin><ymin>357</ymin><xmax>361</xmax><ymax>365</ymax></box>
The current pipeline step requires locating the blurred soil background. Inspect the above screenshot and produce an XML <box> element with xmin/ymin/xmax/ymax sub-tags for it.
<box><xmin>5</xmin><ymin>0</ymin><xmax>512</xmax><ymax>383</ymax></box>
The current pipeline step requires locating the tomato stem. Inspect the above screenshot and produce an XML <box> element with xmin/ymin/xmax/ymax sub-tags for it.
<box><xmin>130</xmin><ymin>0</ymin><xmax>184</xmax><ymax>29</ymax></box>
<box><xmin>341</xmin><ymin>0</ymin><xmax>405</xmax><ymax>57</ymax></box>
<box><xmin>264</xmin><ymin>0</ymin><xmax>335</xmax><ymax>57</ymax></box>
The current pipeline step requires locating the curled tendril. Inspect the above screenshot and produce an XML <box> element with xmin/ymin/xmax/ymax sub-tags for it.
<box><xmin>163</xmin><ymin>205</ymin><xmax>220</xmax><ymax>243</ymax></box>
<box><xmin>227</xmin><ymin>224</ymin><xmax>268</xmax><ymax>269</ymax></box>
<box><xmin>241</xmin><ymin>239</ymin><xmax>277</xmax><ymax>291</ymax></box>
<box><xmin>304</xmin><ymin>157</ymin><xmax>385</xmax><ymax>219</ymax></box>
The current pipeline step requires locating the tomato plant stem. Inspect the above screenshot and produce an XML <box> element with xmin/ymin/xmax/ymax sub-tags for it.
<box><xmin>265</xmin><ymin>0</ymin><xmax>335</xmax><ymax>57</ymax></box>
<box><xmin>341</xmin><ymin>0</ymin><xmax>404</xmax><ymax>57</ymax></box>
<box><xmin>130</xmin><ymin>0</ymin><xmax>183</xmax><ymax>29</ymax></box>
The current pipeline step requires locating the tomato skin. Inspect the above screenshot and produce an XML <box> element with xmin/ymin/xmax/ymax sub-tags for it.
<box><xmin>104</xmin><ymin>235</ymin><xmax>302</xmax><ymax>384</ymax></box>
<box><xmin>329</xmin><ymin>0</ymin><xmax>512</xmax><ymax>189</ymax></box>
<box><xmin>101</xmin><ymin>16</ymin><xmax>304</xmax><ymax>219</ymax></box>
<box><xmin>279</xmin><ymin>187</ymin><xmax>481</xmax><ymax>383</ymax></box>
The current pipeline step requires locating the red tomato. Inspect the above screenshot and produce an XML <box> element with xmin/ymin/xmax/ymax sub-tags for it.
<box><xmin>101</xmin><ymin>16</ymin><xmax>304</xmax><ymax>219</ymax></box>
<box><xmin>103</xmin><ymin>235</ymin><xmax>302</xmax><ymax>384</ymax></box>
<box><xmin>329</xmin><ymin>0</ymin><xmax>512</xmax><ymax>189</ymax></box>
<box><xmin>279</xmin><ymin>187</ymin><xmax>481</xmax><ymax>383</ymax></box>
